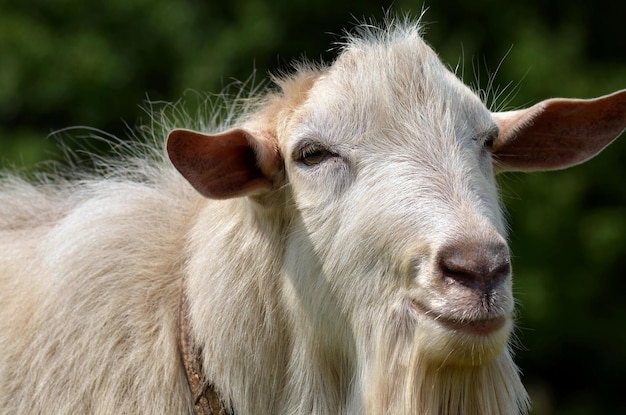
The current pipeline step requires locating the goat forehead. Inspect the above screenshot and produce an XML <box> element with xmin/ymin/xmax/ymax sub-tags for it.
<box><xmin>293</xmin><ymin>36</ymin><xmax>493</xmax><ymax>152</ymax></box>
<box><xmin>283</xmin><ymin>36</ymin><xmax>503</xmax><ymax>213</ymax></box>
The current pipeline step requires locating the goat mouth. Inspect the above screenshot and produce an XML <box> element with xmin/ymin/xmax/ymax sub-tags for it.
<box><xmin>410</xmin><ymin>300</ymin><xmax>506</xmax><ymax>336</ymax></box>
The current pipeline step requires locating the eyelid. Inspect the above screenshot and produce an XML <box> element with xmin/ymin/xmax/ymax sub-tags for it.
<box><xmin>483</xmin><ymin>134</ymin><xmax>495</xmax><ymax>148</ymax></box>
<box><xmin>292</xmin><ymin>137</ymin><xmax>349</xmax><ymax>170</ymax></box>
<box><xmin>293</xmin><ymin>139</ymin><xmax>334</xmax><ymax>166</ymax></box>
<box><xmin>301</xmin><ymin>146</ymin><xmax>330</xmax><ymax>166</ymax></box>
<box><xmin>292</xmin><ymin>139</ymin><xmax>323</xmax><ymax>160</ymax></box>
<box><xmin>475</xmin><ymin>127</ymin><xmax>499</xmax><ymax>148</ymax></box>
<box><xmin>487</xmin><ymin>126</ymin><xmax>499</xmax><ymax>140</ymax></box>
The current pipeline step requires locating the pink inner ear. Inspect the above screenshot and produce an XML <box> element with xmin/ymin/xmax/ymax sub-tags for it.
<box><xmin>492</xmin><ymin>89</ymin><xmax>626</xmax><ymax>172</ymax></box>
<box><xmin>167</xmin><ymin>129</ymin><xmax>277</xmax><ymax>199</ymax></box>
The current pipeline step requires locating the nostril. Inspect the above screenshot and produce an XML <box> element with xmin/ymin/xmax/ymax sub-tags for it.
<box><xmin>491</xmin><ymin>262</ymin><xmax>511</xmax><ymax>284</ymax></box>
<box><xmin>440</xmin><ymin>256</ymin><xmax>479</xmax><ymax>287</ymax></box>
<box><xmin>437</xmin><ymin>241</ymin><xmax>510</xmax><ymax>291</ymax></box>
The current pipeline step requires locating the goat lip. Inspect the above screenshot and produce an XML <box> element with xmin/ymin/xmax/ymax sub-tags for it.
<box><xmin>410</xmin><ymin>300</ymin><xmax>506</xmax><ymax>336</ymax></box>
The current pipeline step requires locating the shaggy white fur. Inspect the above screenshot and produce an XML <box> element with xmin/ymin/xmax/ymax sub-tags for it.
<box><xmin>2</xmin><ymin>18</ymin><xmax>625</xmax><ymax>415</ymax></box>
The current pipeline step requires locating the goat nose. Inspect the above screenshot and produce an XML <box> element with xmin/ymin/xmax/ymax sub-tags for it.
<box><xmin>436</xmin><ymin>240</ymin><xmax>511</xmax><ymax>291</ymax></box>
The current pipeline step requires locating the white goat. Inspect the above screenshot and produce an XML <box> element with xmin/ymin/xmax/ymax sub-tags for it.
<box><xmin>1</xmin><ymin>21</ymin><xmax>625</xmax><ymax>415</ymax></box>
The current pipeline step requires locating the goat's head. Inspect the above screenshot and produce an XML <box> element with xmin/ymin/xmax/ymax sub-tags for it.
<box><xmin>166</xmin><ymin>27</ymin><xmax>626</xmax><ymax>370</ymax></box>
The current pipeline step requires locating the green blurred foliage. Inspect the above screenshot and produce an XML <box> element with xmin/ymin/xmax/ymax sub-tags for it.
<box><xmin>1</xmin><ymin>0</ymin><xmax>624</xmax><ymax>413</ymax></box>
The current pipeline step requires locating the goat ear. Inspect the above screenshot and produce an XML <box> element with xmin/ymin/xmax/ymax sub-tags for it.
<box><xmin>491</xmin><ymin>89</ymin><xmax>626</xmax><ymax>173</ymax></box>
<box><xmin>166</xmin><ymin>128</ymin><xmax>282</xmax><ymax>199</ymax></box>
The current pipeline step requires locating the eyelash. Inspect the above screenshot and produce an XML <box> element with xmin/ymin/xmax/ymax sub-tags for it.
<box><xmin>296</xmin><ymin>143</ymin><xmax>334</xmax><ymax>166</ymax></box>
<box><xmin>476</xmin><ymin>131</ymin><xmax>497</xmax><ymax>151</ymax></box>
<box><xmin>483</xmin><ymin>136</ymin><xmax>495</xmax><ymax>149</ymax></box>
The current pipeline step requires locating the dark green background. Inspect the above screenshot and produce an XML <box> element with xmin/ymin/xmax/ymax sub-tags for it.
<box><xmin>1</xmin><ymin>1</ymin><xmax>624</xmax><ymax>413</ymax></box>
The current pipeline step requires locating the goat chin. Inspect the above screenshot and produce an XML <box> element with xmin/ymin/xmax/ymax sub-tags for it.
<box><xmin>363</xmin><ymin>315</ymin><xmax>529</xmax><ymax>415</ymax></box>
<box><xmin>407</xmin><ymin>301</ymin><xmax>514</xmax><ymax>366</ymax></box>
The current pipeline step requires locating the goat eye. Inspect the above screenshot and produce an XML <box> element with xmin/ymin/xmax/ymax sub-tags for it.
<box><xmin>298</xmin><ymin>145</ymin><xmax>331</xmax><ymax>166</ymax></box>
<box><xmin>482</xmin><ymin>129</ymin><xmax>499</xmax><ymax>151</ymax></box>
<box><xmin>483</xmin><ymin>136</ymin><xmax>495</xmax><ymax>150</ymax></box>
<box><xmin>482</xmin><ymin>132</ymin><xmax>498</xmax><ymax>151</ymax></box>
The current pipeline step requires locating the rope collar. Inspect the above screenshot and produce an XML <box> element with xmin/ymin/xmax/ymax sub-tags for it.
<box><xmin>178</xmin><ymin>287</ymin><xmax>233</xmax><ymax>415</ymax></box>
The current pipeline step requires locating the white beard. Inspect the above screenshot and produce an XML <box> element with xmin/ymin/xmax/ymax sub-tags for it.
<box><xmin>360</xmin><ymin>309</ymin><xmax>530</xmax><ymax>415</ymax></box>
